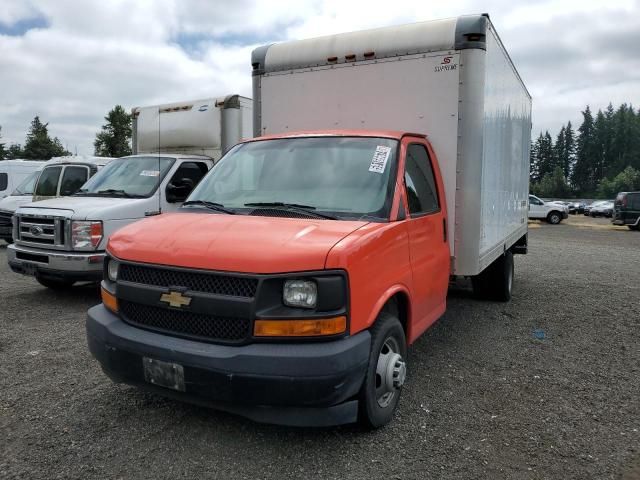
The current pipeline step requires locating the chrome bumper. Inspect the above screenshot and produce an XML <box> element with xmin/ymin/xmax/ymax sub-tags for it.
<box><xmin>7</xmin><ymin>243</ymin><xmax>105</xmax><ymax>280</ymax></box>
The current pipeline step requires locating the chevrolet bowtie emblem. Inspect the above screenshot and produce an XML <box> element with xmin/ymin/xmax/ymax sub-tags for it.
<box><xmin>160</xmin><ymin>291</ymin><xmax>192</xmax><ymax>308</ymax></box>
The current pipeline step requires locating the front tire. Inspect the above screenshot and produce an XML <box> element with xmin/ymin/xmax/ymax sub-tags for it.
<box><xmin>472</xmin><ymin>250</ymin><xmax>514</xmax><ymax>302</ymax></box>
<box><xmin>359</xmin><ymin>313</ymin><xmax>407</xmax><ymax>428</ymax></box>
<box><xmin>629</xmin><ymin>225</ymin><xmax>639</xmax><ymax>231</ymax></box>
<box><xmin>547</xmin><ymin>211</ymin><xmax>562</xmax><ymax>224</ymax></box>
<box><xmin>36</xmin><ymin>276</ymin><xmax>75</xmax><ymax>290</ymax></box>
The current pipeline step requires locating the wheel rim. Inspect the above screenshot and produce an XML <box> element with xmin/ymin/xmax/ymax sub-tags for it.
<box><xmin>375</xmin><ymin>336</ymin><xmax>406</xmax><ymax>408</ymax></box>
<box><xmin>551</xmin><ymin>214</ymin><xmax>559</xmax><ymax>223</ymax></box>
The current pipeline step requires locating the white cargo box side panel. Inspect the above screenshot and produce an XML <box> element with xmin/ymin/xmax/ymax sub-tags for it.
<box><xmin>135</xmin><ymin>99</ymin><xmax>222</xmax><ymax>157</ymax></box>
<box><xmin>260</xmin><ymin>52</ymin><xmax>461</xmax><ymax>246</ymax></box>
<box><xmin>477</xmin><ymin>26</ymin><xmax>531</xmax><ymax>269</ymax></box>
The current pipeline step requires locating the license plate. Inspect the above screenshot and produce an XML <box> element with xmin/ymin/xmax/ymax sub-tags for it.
<box><xmin>22</xmin><ymin>263</ymin><xmax>38</xmax><ymax>277</ymax></box>
<box><xmin>142</xmin><ymin>357</ymin><xmax>185</xmax><ymax>392</ymax></box>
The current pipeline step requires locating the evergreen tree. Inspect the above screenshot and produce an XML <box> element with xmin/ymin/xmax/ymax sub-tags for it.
<box><xmin>22</xmin><ymin>116</ymin><xmax>70</xmax><ymax>160</ymax></box>
<box><xmin>6</xmin><ymin>144</ymin><xmax>24</xmax><ymax>159</ymax></box>
<box><xmin>572</xmin><ymin>106</ymin><xmax>598</xmax><ymax>195</ymax></box>
<box><xmin>94</xmin><ymin>105</ymin><xmax>132</xmax><ymax>157</ymax></box>
<box><xmin>564</xmin><ymin>121</ymin><xmax>576</xmax><ymax>179</ymax></box>
<box><xmin>554</xmin><ymin>126</ymin><xmax>567</xmax><ymax>177</ymax></box>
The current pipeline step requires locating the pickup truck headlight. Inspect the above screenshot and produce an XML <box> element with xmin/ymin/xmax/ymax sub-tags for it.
<box><xmin>283</xmin><ymin>279</ymin><xmax>317</xmax><ymax>308</ymax></box>
<box><xmin>71</xmin><ymin>221</ymin><xmax>103</xmax><ymax>250</ymax></box>
<box><xmin>107</xmin><ymin>259</ymin><xmax>119</xmax><ymax>282</ymax></box>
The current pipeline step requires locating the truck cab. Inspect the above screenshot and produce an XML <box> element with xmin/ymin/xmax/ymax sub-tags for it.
<box><xmin>8</xmin><ymin>154</ymin><xmax>213</xmax><ymax>289</ymax></box>
<box><xmin>88</xmin><ymin>130</ymin><xmax>450</xmax><ymax>428</ymax></box>
<box><xmin>7</xmin><ymin>95</ymin><xmax>251</xmax><ymax>289</ymax></box>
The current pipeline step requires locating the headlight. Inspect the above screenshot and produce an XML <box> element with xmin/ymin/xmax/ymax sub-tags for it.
<box><xmin>71</xmin><ymin>221</ymin><xmax>103</xmax><ymax>250</ymax></box>
<box><xmin>283</xmin><ymin>280</ymin><xmax>317</xmax><ymax>309</ymax></box>
<box><xmin>107</xmin><ymin>259</ymin><xmax>119</xmax><ymax>282</ymax></box>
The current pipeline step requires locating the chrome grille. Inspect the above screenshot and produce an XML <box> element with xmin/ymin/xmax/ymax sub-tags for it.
<box><xmin>16</xmin><ymin>214</ymin><xmax>67</xmax><ymax>250</ymax></box>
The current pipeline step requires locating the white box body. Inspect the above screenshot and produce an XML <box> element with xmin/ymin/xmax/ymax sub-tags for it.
<box><xmin>252</xmin><ymin>15</ymin><xmax>531</xmax><ymax>275</ymax></box>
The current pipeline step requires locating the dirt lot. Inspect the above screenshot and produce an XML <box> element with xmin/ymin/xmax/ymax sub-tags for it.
<box><xmin>1</xmin><ymin>216</ymin><xmax>638</xmax><ymax>480</ymax></box>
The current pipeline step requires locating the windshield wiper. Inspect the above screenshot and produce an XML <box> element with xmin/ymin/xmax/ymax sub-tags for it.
<box><xmin>74</xmin><ymin>189</ymin><xmax>140</xmax><ymax>198</ymax></box>
<box><xmin>182</xmin><ymin>200</ymin><xmax>236</xmax><ymax>214</ymax></box>
<box><xmin>244</xmin><ymin>202</ymin><xmax>338</xmax><ymax>220</ymax></box>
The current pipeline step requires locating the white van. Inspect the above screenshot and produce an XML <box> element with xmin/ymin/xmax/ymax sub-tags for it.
<box><xmin>0</xmin><ymin>160</ymin><xmax>44</xmax><ymax>200</ymax></box>
<box><xmin>0</xmin><ymin>170</ymin><xmax>41</xmax><ymax>242</ymax></box>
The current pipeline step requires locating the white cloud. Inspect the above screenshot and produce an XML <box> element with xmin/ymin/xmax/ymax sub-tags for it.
<box><xmin>0</xmin><ymin>0</ymin><xmax>638</xmax><ymax>154</ymax></box>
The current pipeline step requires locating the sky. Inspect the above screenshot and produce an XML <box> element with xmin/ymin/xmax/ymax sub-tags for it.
<box><xmin>0</xmin><ymin>0</ymin><xmax>638</xmax><ymax>155</ymax></box>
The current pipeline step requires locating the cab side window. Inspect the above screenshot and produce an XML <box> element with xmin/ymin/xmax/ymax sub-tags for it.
<box><xmin>166</xmin><ymin>162</ymin><xmax>209</xmax><ymax>202</ymax></box>
<box><xmin>404</xmin><ymin>144</ymin><xmax>439</xmax><ymax>216</ymax></box>
<box><xmin>35</xmin><ymin>166</ymin><xmax>62</xmax><ymax>196</ymax></box>
<box><xmin>60</xmin><ymin>166</ymin><xmax>89</xmax><ymax>196</ymax></box>
<box><xmin>0</xmin><ymin>173</ymin><xmax>7</xmax><ymax>192</ymax></box>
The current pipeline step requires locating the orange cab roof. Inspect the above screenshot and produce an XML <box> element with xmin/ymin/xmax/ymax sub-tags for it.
<box><xmin>243</xmin><ymin>130</ymin><xmax>427</xmax><ymax>142</ymax></box>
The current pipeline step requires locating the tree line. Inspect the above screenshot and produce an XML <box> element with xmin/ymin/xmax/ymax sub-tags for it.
<box><xmin>530</xmin><ymin>103</ymin><xmax>640</xmax><ymax>199</ymax></box>
<box><xmin>0</xmin><ymin>105</ymin><xmax>132</xmax><ymax>161</ymax></box>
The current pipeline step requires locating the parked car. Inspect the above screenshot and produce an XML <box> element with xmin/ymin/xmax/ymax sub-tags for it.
<box><xmin>612</xmin><ymin>192</ymin><xmax>640</xmax><ymax>230</ymax></box>
<box><xmin>528</xmin><ymin>195</ymin><xmax>568</xmax><ymax>224</ymax></box>
<box><xmin>584</xmin><ymin>200</ymin><xmax>607</xmax><ymax>216</ymax></box>
<box><xmin>572</xmin><ymin>201</ymin><xmax>586</xmax><ymax>214</ymax></box>
<box><xmin>590</xmin><ymin>201</ymin><xmax>614</xmax><ymax>217</ymax></box>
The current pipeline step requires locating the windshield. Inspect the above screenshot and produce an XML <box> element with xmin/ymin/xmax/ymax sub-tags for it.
<box><xmin>12</xmin><ymin>171</ymin><xmax>40</xmax><ymax>196</ymax></box>
<box><xmin>187</xmin><ymin>137</ymin><xmax>398</xmax><ymax>220</ymax></box>
<box><xmin>76</xmin><ymin>156</ymin><xmax>175</xmax><ymax>197</ymax></box>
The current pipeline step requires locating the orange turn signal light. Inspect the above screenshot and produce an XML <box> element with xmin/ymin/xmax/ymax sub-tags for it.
<box><xmin>254</xmin><ymin>316</ymin><xmax>347</xmax><ymax>337</ymax></box>
<box><xmin>101</xmin><ymin>286</ymin><xmax>118</xmax><ymax>313</ymax></box>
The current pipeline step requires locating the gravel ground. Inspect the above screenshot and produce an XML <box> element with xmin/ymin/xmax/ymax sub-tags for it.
<box><xmin>1</xmin><ymin>218</ymin><xmax>638</xmax><ymax>480</ymax></box>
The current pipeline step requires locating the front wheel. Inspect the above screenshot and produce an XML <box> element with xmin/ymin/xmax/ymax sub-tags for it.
<box><xmin>547</xmin><ymin>211</ymin><xmax>562</xmax><ymax>224</ymax></box>
<box><xmin>36</xmin><ymin>276</ymin><xmax>75</xmax><ymax>290</ymax></box>
<box><xmin>629</xmin><ymin>225</ymin><xmax>639</xmax><ymax>231</ymax></box>
<box><xmin>359</xmin><ymin>313</ymin><xmax>407</xmax><ymax>428</ymax></box>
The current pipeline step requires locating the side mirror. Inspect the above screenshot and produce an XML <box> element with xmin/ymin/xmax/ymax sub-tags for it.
<box><xmin>166</xmin><ymin>178</ymin><xmax>196</xmax><ymax>203</ymax></box>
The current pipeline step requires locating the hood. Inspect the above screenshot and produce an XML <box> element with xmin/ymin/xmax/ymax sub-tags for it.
<box><xmin>108</xmin><ymin>212</ymin><xmax>369</xmax><ymax>274</ymax></box>
<box><xmin>0</xmin><ymin>195</ymin><xmax>33</xmax><ymax>214</ymax></box>
<box><xmin>16</xmin><ymin>196</ymin><xmax>152</xmax><ymax>220</ymax></box>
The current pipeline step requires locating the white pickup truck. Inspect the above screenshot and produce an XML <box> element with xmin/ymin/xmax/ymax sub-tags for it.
<box><xmin>8</xmin><ymin>95</ymin><xmax>252</xmax><ymax>289</ymax></box>
<box><xmin>528</xmin><ymin>194</ymin><xmax>569</xmax><ymax>224</ymax></box>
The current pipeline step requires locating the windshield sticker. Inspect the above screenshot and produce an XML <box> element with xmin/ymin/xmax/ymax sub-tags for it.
<box><xmin>369</xmin><ymin>146</ymin><xmax>391</xmax><ymax>174</ymax></box>
<box><xmin>140</xmin><ymin>170</ymin><xmax>160</xmax><ymax>177</ymax></box>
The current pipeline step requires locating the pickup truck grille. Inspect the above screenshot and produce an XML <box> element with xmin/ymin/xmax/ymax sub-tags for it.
<box><xmin>15</xmin><ymin>214</ymin><xmax>67</xmax><ymax>250</ymax></box>
<box><xmin>119</xmin><ymin>263</ymin><xmax>258</xmax><ymax>298</ymax></box>
<box><xmin>120</xmin><ymin>300</ymin><xmax>250</xmax><ymax>343</ymax></box>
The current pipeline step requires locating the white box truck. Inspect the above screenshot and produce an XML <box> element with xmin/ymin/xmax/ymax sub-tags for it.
<box><xmin>8</xmin><ymin>95</ymin><xmax>252</xmax><ymax>289</ymax></box>
<box><xmin>86</xmin><ymin>15</ymin><xmax>531</xmax><ymax>427</ymax></box>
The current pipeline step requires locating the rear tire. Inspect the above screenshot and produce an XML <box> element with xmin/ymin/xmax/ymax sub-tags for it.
<box><xmin>547</xmin><ymin>211</ymin><xmax>562</xmax><ymax>224</ymax></box>
<box><xmin>359</xmin><ymin>313</ymin><xmax>407</xmax><ymax>429</ymax></box>
<box><xmin>629</xmin><ymin>225</ymin><xmax>639</xmax><ymax>231</ymax></box>
<box><xmin>36</xmin><ymin>276</ymin><xmax>75</xmax><ymax>290</ymax></box>
<box><xmin>472</xmin><ymin>251</ymin><xmax>514</xmax><ymax>302</ymax></box>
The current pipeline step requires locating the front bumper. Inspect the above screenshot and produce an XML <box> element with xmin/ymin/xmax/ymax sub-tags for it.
<box><xmin>7</xmin><ymin>243</ymin><xmax>105</xmax><ymax>282</ymax></box>
<box><xmin>562</xmin><ymin>211</ymin><xmax>569</xmax><ymax>219</ymax></box>
<box><xmin>86</xmin><ymin>304</ymin><xmax>371</xmax><ymax>426</ymax></box>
